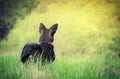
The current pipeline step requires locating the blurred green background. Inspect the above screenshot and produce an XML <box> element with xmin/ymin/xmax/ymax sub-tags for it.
<box><xmin>0</xmin><ymin>0</ymin><xmax>120</xmax><ymax>79</ymax></box>
<box><xmin>0</xmin><ymin>0</ymin><xmax>120</xmax><ymax>57</ymax></box>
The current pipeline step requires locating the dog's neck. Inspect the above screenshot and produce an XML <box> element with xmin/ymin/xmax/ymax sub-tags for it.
<box><xmin>40</xmin><ymin>42</ymin><xmax>53</xmax><ymax>46</ymax></box>
<box><xmin>40</xmin><ymin>42</ymin><xmax>54</xmax><ymax>51</ymax></box>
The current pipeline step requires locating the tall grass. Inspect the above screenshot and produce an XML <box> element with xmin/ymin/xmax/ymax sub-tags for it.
<box><xmin>0</xmin><ymin>54</ymin><xmax>120</xmax><ymax>79</ymax></box>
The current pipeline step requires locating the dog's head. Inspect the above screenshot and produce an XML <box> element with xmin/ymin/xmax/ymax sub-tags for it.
<box><xmin>39</xmin><ymin>23</ymin><xmax>58</xmax><ymax>43</ymax></box>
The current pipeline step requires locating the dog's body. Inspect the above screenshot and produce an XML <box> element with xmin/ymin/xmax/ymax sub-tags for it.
<box><xmin>21</xmin><ymin>43</ymin><xmax>55</xmax><ymax>64</ymax></box>
<box><xmin>21</xmin><ymin>23</ymin><xmax>58</xmax><ymax>64</ymax></box>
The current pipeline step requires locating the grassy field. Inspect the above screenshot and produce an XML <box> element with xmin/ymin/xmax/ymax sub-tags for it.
<box><xmin>0</xmin><ymin>0</ymin><xmax>120</xmax><ymax>79</ymax></box>
<box><xmin>0</xmin><ymin>54</ymin><xmax>120</xmax><ymax>79</ymax></box>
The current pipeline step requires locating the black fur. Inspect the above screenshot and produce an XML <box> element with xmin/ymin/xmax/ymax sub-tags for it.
<box><xmin>40</xmin><ymin>43</ymin><xmax>55</xmax><ymax>63</ymax></box>
<box><xmin>21</xmin><ymin>43</ymin><xmax>55</xmax><ymax>64</ymax></box>
<box><xmin>21</xmin><ymin>43</ymin><xmax>42</xmax><ymax>63</ymax></box>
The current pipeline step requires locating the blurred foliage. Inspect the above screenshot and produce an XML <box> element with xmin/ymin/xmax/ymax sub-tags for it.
<box><xmin>0</xmin><ymin>0</ymin><xmax>120</xmax><ymax>57</ymax></box>
<box><xmin>0</xmin><ymin>0</ymin><xmax>39</xmax><ymax>26</ymax></box>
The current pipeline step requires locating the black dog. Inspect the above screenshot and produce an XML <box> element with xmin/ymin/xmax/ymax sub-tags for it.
<box><xmin>21</xmin><ymin>23</ymin><xmax>58</xmax><ymax>64</ymax></box>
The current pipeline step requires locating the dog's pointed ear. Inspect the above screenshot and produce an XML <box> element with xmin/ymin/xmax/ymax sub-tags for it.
<box><xmin>50</xmin><ymin>23</ymin><xmax>58</xmax><ymax>35</ymax></box>
<box><xmin>39</xmin><ymin>23</ymin><xmax>46</xmax><ymax>33</ymax></box>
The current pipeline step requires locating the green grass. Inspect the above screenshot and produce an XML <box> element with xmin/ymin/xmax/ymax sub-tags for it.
<box><xmin>0</xmin><ymin>54</ymin><xmax>120</xmax><ymax>79</ymax></box>
<box><xmin>0</xmin><ymin>0</ymin><xmax>120</xmax><ymax>79</ymax></box>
